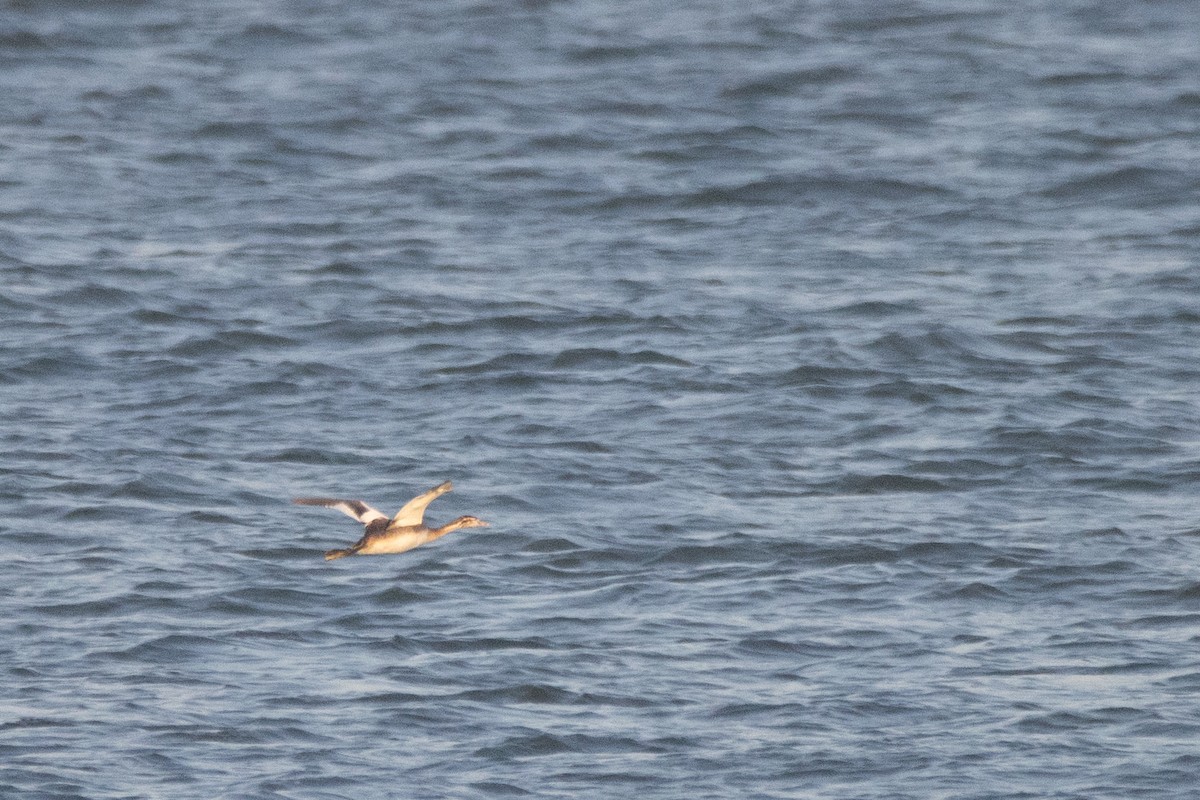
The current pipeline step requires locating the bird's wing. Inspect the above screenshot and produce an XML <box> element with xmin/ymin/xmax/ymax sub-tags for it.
<box><xmin>293</xmin><ymin>497</ymin><xmax>389</xmax><ymax>525</ymax></box>
<box><xmin>391</xmin><ymin>480</ymin><xmax>453</xmax><ymax>527</ymax></box>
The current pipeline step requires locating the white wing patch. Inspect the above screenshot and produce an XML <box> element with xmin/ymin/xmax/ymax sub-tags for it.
<box><xmin>390</xmin><ymin>481</ymin><xmax>453</xmax><ymax>527</ymax></box>
<box><xmin>293</xmin><ymin>498</ymin><xmax>389</xmax><ymax>525</ymax></box>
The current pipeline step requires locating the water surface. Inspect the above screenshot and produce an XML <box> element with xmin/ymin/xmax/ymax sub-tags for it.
<box><xmin>2</xmin><ymin>1</ymin><xmax>1199</xmax><ymax>797</ymax></box>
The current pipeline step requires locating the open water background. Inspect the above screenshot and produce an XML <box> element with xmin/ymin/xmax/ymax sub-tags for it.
<box><xmin>2</xmin><ymin>1</ymin><xmax>1199</xmax><ymax>797</ymax></box>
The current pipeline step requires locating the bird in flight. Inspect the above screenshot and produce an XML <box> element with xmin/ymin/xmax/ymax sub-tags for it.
<box><xmin>294</xmin><ymin>481</ymin><xmax>489</xmax><ymax>561</ymax></box>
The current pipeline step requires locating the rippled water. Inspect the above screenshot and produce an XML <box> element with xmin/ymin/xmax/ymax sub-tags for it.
<box><xmin>3</xmin><ymin>1</ymin><xmax>1199</xmax><ymax>797</ymax></box>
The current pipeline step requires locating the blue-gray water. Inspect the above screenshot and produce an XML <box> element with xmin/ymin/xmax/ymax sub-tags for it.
<box><xmin>3</xmin><ymin>1</ymin><xmax>1199</xmax><ymax>797</ymax></box>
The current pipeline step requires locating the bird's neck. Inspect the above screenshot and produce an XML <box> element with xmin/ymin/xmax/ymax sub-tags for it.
<box><xmin>431</xmin><ymin>517</ymin><xmax>469</xmax><ymax>537</ymax></box>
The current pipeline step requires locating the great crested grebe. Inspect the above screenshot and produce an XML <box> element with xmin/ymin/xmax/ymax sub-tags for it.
<box><xmin>294</xmin><ymin>480</ymin><xmax>489</xmax><ymax>561</ymax></box>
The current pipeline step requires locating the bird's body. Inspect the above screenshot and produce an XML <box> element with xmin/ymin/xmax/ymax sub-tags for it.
<box><xmin>293</xmin><ymin>481</ymin><xmax>489</xmax><ymax>561</ymax></box>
